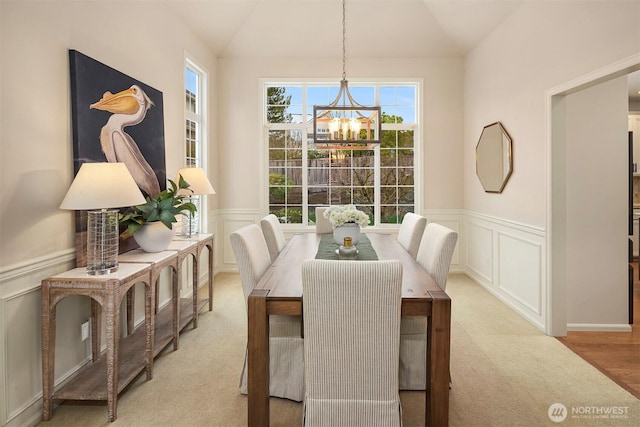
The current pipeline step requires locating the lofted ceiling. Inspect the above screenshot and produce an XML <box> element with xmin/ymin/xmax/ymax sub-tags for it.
<box><xmin>162</xmin><ymin>0</ymin><xmax>640</xmax><ymax>101</ymax></box>
<box><xmin>161</xmin><ymin>0</ymin><xmax>524</xmax><ymax>59</ymax></box>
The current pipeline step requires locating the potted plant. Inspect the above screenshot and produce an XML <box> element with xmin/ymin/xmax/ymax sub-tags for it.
<box><xmin>119</xmin><ymin>175</ymin><xmax>197</xmax><ymax>252</ymax></box>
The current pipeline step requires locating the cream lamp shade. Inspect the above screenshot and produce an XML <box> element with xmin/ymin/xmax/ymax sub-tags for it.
<box><xmin>60</xmin><ymin>162</ymin><xmax>146</xmax><ymax>275</ymax></box>
<box><xmin>176</xmin><ymin>167</ymin><xmax>215</xmax><ymax>195</ymax></box>
<box><xmin>175</xmin><ymin>167</ymin><xmax>215</xmax><ymax>237</ymax></box>
<box><xmin>60</xmin><ymin>162</ymin><xmax>146</xmax><ymax>209</ymax></box>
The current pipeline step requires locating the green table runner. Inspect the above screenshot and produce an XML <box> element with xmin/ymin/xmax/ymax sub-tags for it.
<box><xmin>315</xmin><ymin>233</ymin><xmax>378</xmax><ymax>260</ymax></box>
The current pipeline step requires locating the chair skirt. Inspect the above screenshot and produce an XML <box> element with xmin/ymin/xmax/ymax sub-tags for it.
<box><xmin>239</xmin><ymin>315</ymin><xmax>304</xmax><ymax>402</ymax></box>
<box><xmin>399</xmin><ymin>317</ymin><xmax>427</xmax><ymax>390</ymax></box>
<box><xmin>303</xmin><ymin>398</ymin><xmax>402</xmax><ymax>427</ymax></box>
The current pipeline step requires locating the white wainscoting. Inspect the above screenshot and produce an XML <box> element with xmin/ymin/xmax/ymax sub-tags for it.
<box><xmin>464</xmin><ymin>211</ymin><xmax>547</xmax><ymax>332</ymax></box>
<box><xmin>219</xmin><ymin>209</ymin><xmax>262</xmax><ymax>272</ymax></box>
<box><xmin>422</xmin><ymin>209</ymin><xmax>465</xmax><ymax>274</ymax></box>
<box><xmin>0</xmin><ymin>249</ymin><xmax>76</xmax><ymax>427</ymax></box>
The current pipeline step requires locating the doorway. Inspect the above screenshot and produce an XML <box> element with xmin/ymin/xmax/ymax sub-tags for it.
<box><xmin>548</xmin><ymin>55</ymin><xmax>640</xmax><ymax>337</ymax></box>
<box><xmin>550</xmin><ymin>59</ymin><xmax>640</xmax><ymax>400</ymax></box>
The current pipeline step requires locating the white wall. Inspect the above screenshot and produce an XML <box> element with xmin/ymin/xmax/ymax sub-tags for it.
<box><xmin>464</xmin><ymin>1</ymin><xmax>640</xmax><ymax>334</ymax></box>
<box><xmin>564</xmin><ymin>76</ymin><xmax>630</xmax><ymax>328</ymax></box>
<box><xmin>0</xmin><ymin>2</ymin><xmax>217</xmax><ymax>426</ymax></box>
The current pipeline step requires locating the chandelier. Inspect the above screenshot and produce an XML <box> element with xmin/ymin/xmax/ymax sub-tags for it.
<box><xmin>312</xmin><ymin>0</ymin><xmax>381</xmax><ymax>149</ymax></box>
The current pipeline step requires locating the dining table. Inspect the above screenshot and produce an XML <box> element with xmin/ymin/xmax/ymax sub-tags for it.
<box><xmin>246</xmin><ymin>232</ymin><xmax>451</xmax><ymax>426</ymax></box>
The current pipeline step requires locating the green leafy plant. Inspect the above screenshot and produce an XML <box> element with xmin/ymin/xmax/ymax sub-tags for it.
<box><xmin>118</xmin><ymin>175</ymin><xmax>197</xmax><ymax>239</ymax></box>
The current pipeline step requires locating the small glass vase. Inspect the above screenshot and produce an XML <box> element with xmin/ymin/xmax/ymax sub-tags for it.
<box><xmin>338</xmin><ymin>237</ymin><xmax>358</xmax><ymax>260</ymax></box>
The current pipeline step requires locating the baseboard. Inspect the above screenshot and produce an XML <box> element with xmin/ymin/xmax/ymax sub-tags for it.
<box><xmin>567</xmin><ymin>323</ymin><xmax>633</xmax><ymax>332</ymax></box>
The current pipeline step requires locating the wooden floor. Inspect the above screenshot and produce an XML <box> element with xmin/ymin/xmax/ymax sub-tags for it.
<box><xmin>557</xmin><ymin>262</ymin><xmax>640</xmax><ymax>399</ymax></box>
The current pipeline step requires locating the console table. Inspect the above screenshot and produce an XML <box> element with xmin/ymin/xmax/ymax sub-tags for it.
<box><xmin>41</xmin><ymin>263</ymin><xmax>153</xmax><ymax>422</ymax></box>
<box><xmin>168</xmin><ymin>233</ymin><xmax>214</xmax><ymax>335</ymax></box>
<box><xmin>41</xmin><ymin>234</ymin><xmax>215</xmax><ymax>422</ymax></box>
<box><xmin>118</xmin><ymin>249</ymin><xmax>180</xmax><ymax>357</ymax></box>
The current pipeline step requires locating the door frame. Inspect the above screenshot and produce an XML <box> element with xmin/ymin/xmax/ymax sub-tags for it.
<box><xmin>546</xmin><ymin>53</ymin><xmax>640</xmax><ymax>336</ymax></box>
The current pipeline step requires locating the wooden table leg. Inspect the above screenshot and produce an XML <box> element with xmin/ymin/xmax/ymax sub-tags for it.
<box><xmin>426</xmin><ymin>291</ymin><xmax>451</xmax><ymax>427</ymax></box>
<box><xmin>126</xmin><ymin>287</ymin><xmax>134</xmax><ymax>335</ymax></box>
<box><xmin>192</xmin><ymin>254</ymin><xmax>199</xmax><ymax>329</ymax></box>
<box><xmin>207</xmin><ymin>239</ymin><xmax>214</xmax><ymax>311</ymax></box>
<box><xmin>172</xmin><ymin>264</ymin><xmax>180</xmax><ymax>351</ymax></box>
<box><xmin>41</xmin><ymin>282</ymin><xmax>54</xmax><ymax>421</ymax></box>
<box><xmin>145</xmin><ymin>280</ymin><xmax>155</xmax><ymax>380</ymax></box>
<box><xmin>247</xmin><ymin>289</ymin><xmax>270</xmax><ymax>427</ymax></box>
<box><xmin>91</xmin><ymin>299</ymin><xmax>101</xmax><ymax>361</ymax></box>
<box><xmin>106</xmin><ymin>293</ymin><xmax>119</xmax><ymax>422</ymax></box>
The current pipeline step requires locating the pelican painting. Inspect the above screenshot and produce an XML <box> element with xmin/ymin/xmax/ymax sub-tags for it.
<box><xmin>90</xmin><ymin>85</ymin><xmax>161</xmax><ymax>197</ymax></box>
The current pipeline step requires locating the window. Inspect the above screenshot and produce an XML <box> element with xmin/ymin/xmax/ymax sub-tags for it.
<box><xmin>264</xmin><ymin>81</ymin><xmax>419</xmax><ymax>226</ymax></box>
<box><xmin>184</xmin><ymin>59</ymin><xmax>207</xmax><ymax>232</ymax></box>
<box><xmin>185</xmin><ymin>65</ymin><xmax>201</xmax><ymax>168</ymax></box>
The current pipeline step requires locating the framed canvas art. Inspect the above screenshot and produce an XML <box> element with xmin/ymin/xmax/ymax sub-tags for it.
<box><xmin>69</xmin><ymin>49</ymin><xmax>166</xmax><ymax>262</ymax></box>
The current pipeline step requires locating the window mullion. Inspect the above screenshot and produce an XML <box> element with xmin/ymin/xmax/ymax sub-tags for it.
<box><xmin>265</xmin><ymin>81</ymin><xmax>419</xmax><ymax>226</ymax></box>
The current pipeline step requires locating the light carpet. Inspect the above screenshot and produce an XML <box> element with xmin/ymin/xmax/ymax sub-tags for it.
<box><xmin>38</xmin><ymin>273</ymin><xmax>639</xmax><ymax>427</ymax></box>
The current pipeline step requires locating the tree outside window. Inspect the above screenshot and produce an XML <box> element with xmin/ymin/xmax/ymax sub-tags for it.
<box><xmin>266</xmin><ymin>83</ymin><xmax>418</xmax><ymax>226</ymax></box>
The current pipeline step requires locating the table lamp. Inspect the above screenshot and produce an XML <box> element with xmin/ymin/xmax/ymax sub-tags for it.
<box><xmin>176</xmin><ymin>167</ymin><xmax>215</xmax><ymax>237</ymax></box>
<box><xmin>60</xmin><ymin>162</ymin><xmax>146</xmax><ymax>275</ymax></box>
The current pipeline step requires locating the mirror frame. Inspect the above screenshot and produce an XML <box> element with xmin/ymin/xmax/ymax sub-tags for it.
<box><xmin>475</xmin><ymin>121</ymin><xmax>513</xmax><ymax>193</ymax></box>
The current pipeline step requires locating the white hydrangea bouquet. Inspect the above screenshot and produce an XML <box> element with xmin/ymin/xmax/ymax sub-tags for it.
<box><xmin>324</xmin><ymin>205</ymin><xmax>370</xmax><ymax>228</ymax></box>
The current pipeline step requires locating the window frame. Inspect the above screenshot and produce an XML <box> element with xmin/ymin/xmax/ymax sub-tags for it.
<box><xmin>184</xmin><ymin>54</ymin><xmax>209</xmax><ymax>232</ymax></box>
<box><xmin>260</xmin><ymin>78</ymin><xmax>422</xmax><ymax>230</ymax></box>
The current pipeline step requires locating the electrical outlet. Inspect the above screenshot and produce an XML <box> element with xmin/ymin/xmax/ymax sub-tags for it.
<box><xmin>81</xmin><ymin>320</ymin><xmax>90</xmax><ymax>341</ymax></box>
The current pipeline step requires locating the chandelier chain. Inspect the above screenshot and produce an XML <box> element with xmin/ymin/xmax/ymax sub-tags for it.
<box><xmin>311</xmin><ymin>0</ymin><xmax>381</xmax><ymax>147</ymax></box>
<box><xmin>342</xmin><ymin>0</ymin><xmax>346</xmax><ymax>81</ymax></box>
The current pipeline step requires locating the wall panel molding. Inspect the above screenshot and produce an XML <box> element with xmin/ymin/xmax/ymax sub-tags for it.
<box><xmin>423</xmin><ymin>209</ymin><xmax>465</xmax><ymax>272</ymax></box>
<box><xmin>0</xmin><ymin>249</ymin><xmax>76</xmax><ymax>427</ymax></box>
<box><xmin>464</xmin><ymin>210</ymin><xmax>546</xmax><ymax>331</ymax></box>
<box><xmin>219</xmin><ymin>209</ymin><xmax>261</xmax><ymax>272</ymax></box>
<box><xmin>0</xmin><ymin>249</ymin><xmax>75</xmax><ymax>297</ymax></box>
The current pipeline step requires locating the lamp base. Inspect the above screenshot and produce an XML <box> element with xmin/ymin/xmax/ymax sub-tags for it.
<box><xmin>86</xmin><ymin>209</ymin><xmax>119</xmax><ymax>275</ymax></box>
<box><xmin>180</xmin><ymin>209</ymin><xmax>200</xmax><ymax>238</ymax></box>
<box><xmin>87</xmin><ymin>266</ymin><xmax>118</xmax><ymax>275</ymax></box>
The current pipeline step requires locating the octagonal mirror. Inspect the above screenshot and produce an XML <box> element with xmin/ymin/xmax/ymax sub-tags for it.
<box><xmin>476</xmin><ymin>122</ymin><xmax>513</xmax><ymax>193</ymax></box>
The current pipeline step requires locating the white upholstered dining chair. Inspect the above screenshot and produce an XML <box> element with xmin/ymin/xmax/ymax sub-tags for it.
<box><xmin>396</xmin><ymin>212</ymin><xmax>427</xmax><ymax>259</ymax></box>
<box><xmin>399</xmin><ymin>222</ymin><xmax>458</xmax><ymax>390</ymax></box>
<box><xmin>260</xmin><ymin>214</ymin><xmax>287</xmax><ymax>262</ymax></box>
<box><xmin>314</xmin><ymin>207</ymin><xmax>333</xmax><ymax>234</ymax></box>
<box><xmin>229</xmin><ymin>224</ymin><xmax>304</xmax><ymax>402</ymax></box>
<box><xmin>302</xmin><ymin>259</ymin><xmax>403</xmax><ymax>427</ymax></box>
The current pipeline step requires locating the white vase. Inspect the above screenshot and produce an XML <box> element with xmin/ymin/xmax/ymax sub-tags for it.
<box><xmin>333</xmin><ymin>222</ymin><xmax>361</xmax><ymax>246</ymax></box>
<box><xmin>133</xmin><ymin>222</ymin><xmax>176</xmax><ymax>252</ymax></box>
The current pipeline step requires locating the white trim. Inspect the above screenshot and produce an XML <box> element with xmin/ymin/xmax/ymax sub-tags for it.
<box><xmin>468</xmin><ymin>269</ymin><xmax>547</xmax><ymax>332</ymax></box>
<box><xmin>546</xmin><ymin>53</ymin><xmax>640</xmax><ymax>336</ymax></box>
<box><xmin>184</xmin><ymin>52</ymin><xmax>210</xmax><ymax>231</ymax></box>
<box><xmin>0</xmin><ymin>294</ymin><xmax>5</xmax><ymax>425</ymax></box>
<box><xmin>466</xmin><ymin>210</ymin><xmax>545</xmax><ymax>236</ymax></box>
<box><xmin>547</xmin><ymin>54</ymin><xmax>640</xmax><ymax>97</ymax></box>
<box><xmin>464</xmin><ymin>208</ymin><xmax>547</xmax><ymax>332</ymax></box>
<box><xmin>567</xmin><ymin>324</ymin><xmax>632</xmax><ymax>333</ymax></box>
<box><xmin>0</xmin><ymin>250</ymin><xmax>75</xmax><ymax>304</ymax></box>
<box><xmin>0</xmin><ymin>249</ymin><xmax>74</xmax><ymax>284</ymax></box>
